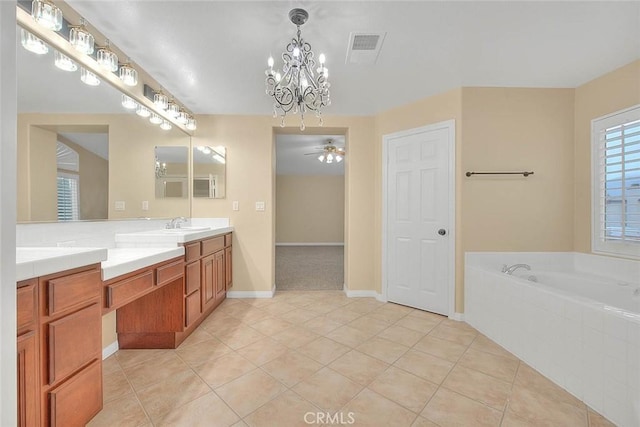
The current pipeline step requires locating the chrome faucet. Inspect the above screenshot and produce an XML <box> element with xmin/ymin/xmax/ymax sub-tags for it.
<box><xmin>166</xmin><ymin>216</ymin><xmax>187</xmax><ymax>229</ymax></box>
<box><xmin>502</xmin><ymin>264</ymin><xmax>531</xmax><ymax>275</ymax></box>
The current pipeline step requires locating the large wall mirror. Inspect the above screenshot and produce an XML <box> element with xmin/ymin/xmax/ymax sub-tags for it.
<box><xmin>16</xmin><ymin>26</ymin><xmax>191</xmax><ymax>222</ymax></box>
<box><xmin>155</xmin><ymin>146</ymin><xmax>189</xmax><ymax>199</ymax></box>
<box><xmin>193</xmin><ymin>146</ymin><xmax>226</xmax><ymax>198</ymax></box>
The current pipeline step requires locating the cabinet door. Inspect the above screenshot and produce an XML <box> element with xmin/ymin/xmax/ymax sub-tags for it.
<box><xmin>185</xmin><ymin>290</ymin><xmax>202</xmax><ymax>327</ymax></box>
<box><xmin>215</xmin><ymin>251</ymin><xmax>226</xmax><ymax>301</ymax></box>
<box><xmin>17</xmin><ymin>331</ymin><xmax>38</xmax><ymax>427</ymax></box>
<box><xmin>48</xmin><ymin>359</ymin><xmax>102</xmax><ymax>427</ymax></box>
<box><xmin>185</xmin><ymin>261</ymin><xmax>201</xmax><ymax>296</ymax></box>
<box><xmin>225</xmin><ymin>247</ymin><xmax>233</xmax><ymax>290</ymax></box>
<box><xmin>201</xmin><ymin>254</ymin><xmax>215</xmax><ymax>310</ymax></box>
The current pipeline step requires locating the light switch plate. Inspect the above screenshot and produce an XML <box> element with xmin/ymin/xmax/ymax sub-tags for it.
<box><xmin>142</xmin><ymin>201</ymin><xmax>149</xmax><ymax>211</ymax></box>
<box><xmin>255</xmin><ymin>201</ymin><xmax>265</xmax><ymax>211</ymax></box>
<box><xmin>232</xmin><ymin>201</ymin><xmax>239</xmax><ymax>211</ymax></box>
<box><xmin>115</xmin><ymin>201</ymin><xmax>125</xmax><ymax>211</ymax></box>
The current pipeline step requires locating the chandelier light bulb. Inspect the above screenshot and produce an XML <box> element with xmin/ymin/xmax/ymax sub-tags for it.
<box><xmin>136</xmin><ymin>105</ymin><xmax>151</xmax><ymax>118</ymax></box>
<box><xmin>31</xmin><ymin>0</ymin><xmax>62</xmax><ymax>31</ymax></box>
<box><xmin>80</xmin><ymin>68</ymin><xmax>100</xmax><ymax>86</ymax></box>
<box><xmin>121</xmin><ymin>94</ymin><xmax>137</xmax><ymax>109</ymax></box>
<box><xmin>21</xmin><ymin>30</ymin><xmax>48</xmax><ymax>55</ymax></box>
<box><xmin>160</xmin><ymin>120</ymin><xmax>172</xmax><ymax>131</ymax></box>
<box><xmin>275</xmin><ymin>72</ymin><xmax>282</xmax><ymax>83</ymax></box>
<box><xmin>69</xmin><ymin>18</ymin><xmax>95</xmax><ymax>55</ymax></box>
<box><xmin>97</xmin><ymin>39</ymin><xmax>118</xmax><ymax>72</ymax></box>
<box><xmin>293</xmin><ymin>46</ymin><xmax>300</xmax><ymax>57</ymax></box>
<box><xmin>319</xmin><ymin>53</ymin><xmax>325</xmax><ymax>65</ymax></box>
<box><xmin>149</xmin><ymin>113</ymin><xmax>163</xmax><ymax>125</ymax></box>
<box><xmin>267</xmin><ymin>56</ymin><xmax>274</xmax><ymax>68</ymax></box>
<box><xmin>119</xmin><ymin>61</ymin><xmax>138</xmax><ymax>86</ymax></box>
<box><xmin>54</xmin><ymin>51</ymin><xmax>77</xmax><ymax>71</ymax></box>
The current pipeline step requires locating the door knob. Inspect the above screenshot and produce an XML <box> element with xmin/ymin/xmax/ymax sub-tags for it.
<box><xmin>438</xmin><ymin>229</ymin><xmax>447</xmax><ymax>236</ymax></box>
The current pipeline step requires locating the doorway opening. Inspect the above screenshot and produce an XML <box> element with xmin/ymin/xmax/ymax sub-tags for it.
<box><xmin>275</xmin><ymin>132</ymin><xmax>346</xmax><ymax>291</ymax></box>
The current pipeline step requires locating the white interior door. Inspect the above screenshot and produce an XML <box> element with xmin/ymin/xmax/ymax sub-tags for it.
<box><xmin>384</xmin><ymin>121</ymin><xmax>454</xmax><ymax>316</ymax></box>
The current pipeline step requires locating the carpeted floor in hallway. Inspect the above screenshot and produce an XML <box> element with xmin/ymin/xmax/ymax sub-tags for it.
<box><xmin>276</xmin><ymin>246</ymin><xmax>344</xmax><ymax>291</ymax></box>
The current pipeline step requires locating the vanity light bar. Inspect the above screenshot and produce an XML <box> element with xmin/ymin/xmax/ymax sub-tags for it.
<box><xmin>16</xmin><ymin>1</ymin><xmax>195</xmax><ymax>134</ymax></box>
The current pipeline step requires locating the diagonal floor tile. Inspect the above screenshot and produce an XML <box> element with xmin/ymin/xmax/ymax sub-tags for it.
<box><xmin>442</xmin><ymin>365</ymin><xmax>512</xmax><ymax>411</ymax></box>
<box><xmin>155</xmin><ymin>392</ymin><xmax>239</xmax><ymax>427</ymax></box>
<box><xmin>292</xmin><ymin>367</ymin><xmax>363</xmax><ymax>413</ymax></box>
<box><xmin>356</xmin><ymin>336</ymin><xmax>410</xmax><ymax>364</ymax></box>
<box><xmin>297</xmin><ymin>336</ymin><xmax>350</xmax><ymax>365</ymax></box>
<box><xmin>244</xmin><ymin>390</ymin><xmax>321</xmax><ymax>427</ymax></box>
<box><xmin>87</xmin><ymin>393</ymin><xmax>149</xmax><ymax>427</ymax></box>
<box><xmin>261</xmin><ymin>351</ymin><xmax>323</xmax><ymax>387</ymax></box>
<box><xmin>236</xmin><ymin>336</ymin><xmax>289</xmax><ymax>366</ymax></box>
<box><xmin>377</xmin><ymin>324</ymin><xmax>426</xmax><ymax>347</ymax></box>
<box><xmin>329</xmin><ymin>350</ymin><xmax>389</xmax><ymax>385</ymax></box>
<box><xmin>193</xmin><ymin>352</ymin><xmax>257</xmax><ymax>389</ymax></box>
<box><xmin>394</xmin><ymin>349</ymin><xmax>454</xmax><ymax>384</ymax></box>
<box><xmin>341</xmin><ymin>388</ymin><xmax>417</xmax><ymax>427</ymax></box>
<box><xmin>421</xmin><ymin>388</ymin><xmax>502</xmax><ymax>427</ymax></box>
<box><xmin>215</xmin><ymin>369</ymin><xmax>287</xmax><ymax>417</ymax></box>
<box><xmin>458</xmin><ymin>348</ymin><xmax>519</xmax><ymax>383</ymax></box>
<box><xmin>369</xmin><ymin>366</ymin><xmax>438</xmax><ymax>413</ymax></box>
<box><xmin>413</xmin><ymin>335</ymin><xmax>469</xmax><ymax>363</ymax></box>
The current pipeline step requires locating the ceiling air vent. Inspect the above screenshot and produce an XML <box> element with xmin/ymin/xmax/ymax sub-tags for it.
<box><xmin>346</xmin><ymin>32</ymin><xmax>386</xmax><ymax>65</ymax></box>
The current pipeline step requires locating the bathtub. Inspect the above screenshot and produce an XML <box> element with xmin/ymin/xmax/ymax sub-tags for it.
<box><xmin>465</xmin><ymin>252</ymin><xmax>640</xmax><ymax>427</ymax></box>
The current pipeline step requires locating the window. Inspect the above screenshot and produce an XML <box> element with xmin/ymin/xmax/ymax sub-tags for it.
<box><xmin>592</xmin><ymin>105</ymin><xmax>640</xmax><ymax>258</ymax></box>
<box><xmin>56</xmin><ymin>142</ymin><xmax>80</xmax><ymax>221</ymax></box>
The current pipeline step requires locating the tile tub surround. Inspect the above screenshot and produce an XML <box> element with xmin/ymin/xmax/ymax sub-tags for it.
<box><xmin>89</xmin><ymin>290</ymin><xmax>612</xmax><ymax>427</ymax></box>
<box><xmin>465</xmin><ymin>252</ymin><xmax>640</xmax><ymax>427</ymax></box>
<box><xmin>16</xmin><ymin>246</ymin><xmax>108</xmax><ymax>280</ymax></box>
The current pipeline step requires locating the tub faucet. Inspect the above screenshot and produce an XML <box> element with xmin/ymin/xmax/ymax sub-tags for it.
<box><xmin>166</xmin><ymin>216</ymin><xmax>187</xmax><ymax>229</ymax></box>
<box><xmin>502</xmin><ymin>264</ymin><xmax>531</xmax><ymax>275</ymax></box>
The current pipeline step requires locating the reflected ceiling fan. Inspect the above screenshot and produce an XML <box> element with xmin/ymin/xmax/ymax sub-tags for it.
<box><xmin>304</xmin><ymin>140</ymin><xmax>345</xmax><ymax>163</ymax></box>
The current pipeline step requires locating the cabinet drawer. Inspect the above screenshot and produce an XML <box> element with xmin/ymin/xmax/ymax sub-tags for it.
<box><xmin>185</xmin><ymin>242</ymin><xmax>200</xmax><ymax>262</ymax></box>
<box><xmin>17</xmin><ymin>280</ymin><xmax>37</xmax><ymax>331</ymax></box>
<box><xmin>202</xmin><ymin>236</ymin><xmax>224</xmax><ymax>256</ymax></box>
<box><xmin>106</xmin><ymin>271</ymin><xmax>153</xmax><ymax>309</ymax></box>
<box><xmin>185</xmin><ymin>261</ymin><xmax>200</xmax><ymax>295</ymax></box>
<box><xmin>156</xmin><ymin>260</ymin><xmax>184</xmax><ymax>287</ymax></box>
<box><xmin>48</xmin><ymin>303</ymin><xmax>101</xmax><ymax>385</ymax></box>
<box><xmin>224</xmin><ymin>233</ymin><xmax>232</xmax><ymax>248</ymax></box>
<box><xmin>49</xmin><ymin>359</ymin><xmax>102</xmax><ymax>427</ymax></box>
<box><xmin>47</xmin><ymin>270</ymin><xmax>100</xmax><ymax>317</ymax></box>
<box><xmin>185</xmin><ymin>290</ymin><xmax>202</xmax><ymax>327</ymax></box>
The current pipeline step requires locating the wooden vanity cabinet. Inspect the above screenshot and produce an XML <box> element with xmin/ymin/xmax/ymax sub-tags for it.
<box><xmin>17</xmin><ymin>263</ymin><xmax>103</xmax><ymax>427</ymax></box>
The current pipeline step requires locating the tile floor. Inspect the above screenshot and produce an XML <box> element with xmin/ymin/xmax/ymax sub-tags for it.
<box><xmin>89</xmin><ymin>291</ymin><xmax>615</xmax><ymax>427</ymax></box>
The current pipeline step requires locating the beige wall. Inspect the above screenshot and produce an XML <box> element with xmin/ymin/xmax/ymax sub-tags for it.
<box><xmin>573</xmin><ymin>60</ymin><xmax>640</xmax><ymax>253</ymax></box>
<box><xmin>276</xmin><ymin>175</ymin><xmax>345</xmax><ymax>244</ymax></box>
<box><xmin>375</xmin><ymin>88</ymin><xmax>464</xmax><ymax>310</ymax></box>
<box><xmin>26</xmin><ymin>126</ymin><xmax>57</xmax><ymax>221</ymax></box>
<box><xmin>461</xmin><ymin>88</ymin><xmax>575</xmax><ymax>256</ymax></box>
<box><xmin>17</xmin><ymin>114</ymin><xmax>190</xmax><ymax>221</ymax></box>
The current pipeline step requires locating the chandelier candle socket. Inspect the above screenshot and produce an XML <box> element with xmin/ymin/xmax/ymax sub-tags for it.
<box><xmin>265</xmin><ymin>8</ymin><xmax>330</xmax><ymax>131</ymax></box>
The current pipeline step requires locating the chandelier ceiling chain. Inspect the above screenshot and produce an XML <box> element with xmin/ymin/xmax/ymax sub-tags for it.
<box><xmin>265</xmin><ymin>8</ymin><xmax>331</xmax><ymax>131</ymax></box>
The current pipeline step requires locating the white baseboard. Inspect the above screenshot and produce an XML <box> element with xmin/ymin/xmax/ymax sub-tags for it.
<box><xmin>276</xmin><ymin>242</ymin><xmax>344</xmax><ymax>246</ymax></box>
<box><xmin>449</xmin><ymin>312</ymin><xmax>465</xmax><ymax>321</ymax></box>
<box><xmin>227</xmin><ymin>284</ymin><xmax>275</xmax><ymax>299</ymax></box>
<box><xmin>343</xmin><ymin>289</ymin><xmax>385</xmax><ymax>301</ymax></box>
<box><xmin>102</xmin><ymin>341</ymin><xmax>119</xmax><ymax>360</ymax></box>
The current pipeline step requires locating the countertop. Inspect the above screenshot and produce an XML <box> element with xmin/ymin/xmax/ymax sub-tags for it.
<box><xmin>16</xmin><ymin>247</ymin><xmax>108</xmax><ymax>282</ymax></box>
<box><xmin>114</xmin><ymin>226</ymin><xmax>234</xmax><ymax>246</ymax></box>
<box><xmin>102</xmin><ymin>247</ymin><xmax>185</xmax><ymax>281</ymax></box>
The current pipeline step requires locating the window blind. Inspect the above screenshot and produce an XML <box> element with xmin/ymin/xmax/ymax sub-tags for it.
<box><xmin>57</xmin><ymin>174</ymin><xmax>79</xmax><ymax>221</ymax></box>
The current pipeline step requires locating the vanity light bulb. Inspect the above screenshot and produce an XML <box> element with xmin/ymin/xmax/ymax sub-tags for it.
<box><xmin>97</xmin><ymin>40</ymin><xmax>118</xmax><ymax>72</ymax></box>
<box><xmin>186</xmin><ymin>118</ymin><xmax>197</xmax><ymax>131</ymax></box>
<box><xmin>177</xmin><ymin>111</ymin><xmax>189</xmax><ymax>124</ymax></box>
<box><xmin>69</xmin><ymin>19</ymin><xmax>95</xmax><ymax>55</ymax></box>
<box><xmin>121</xmin><ymin>94</ymin><xmax>137</xmax><ymax>110</ymax></box>
<box><xmin>167</xmin><ymin>102</ymin><xmax>180</xmax><ymax>118</ymax></box>
<box><xmin>54</xmin><ymin>51</ymin><xmax>77</xmax><ymax>71</ymax></box>
<box><xmin>31</xmin><ymin>0</ymin><xmax>63</xmax><ymax>31</ymax></box>
<box><xmin>20</xmin><ymin>29</ymin><xmax>48</xmax><ymax>55</ymax></box>
<box><xmin>160</xmin><ymin>120</ymin><xmax>172</xmax><ymax>131</ymax></box>
<box><xmin>119</xmin><ymin>64</ymin><xmax>138</xmax><ymax>86</ymax></box>
<box><xmin>149</xmin><ymin>113</ymin><xmax>163</xmax><ymax>125</ymax></box>
<box><xmin>136</xmin><ymin>105</ymin><xmax>151</xmax><ymax>118</ymax></box>
<box><xmin>80</xmin><ymin>68</ymin><xmax>100</xmax><ymax>86</ymax></box>
<box><xmin>154</xmin><ymin>93</ymin><xmax>169</xmax><ymax>110</ymax></box>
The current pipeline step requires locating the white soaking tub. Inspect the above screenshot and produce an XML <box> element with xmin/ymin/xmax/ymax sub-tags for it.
<box><xmin>465</xmin><ymin>252</ymin><xmax>640</xmax><ymax>427</ymax></box>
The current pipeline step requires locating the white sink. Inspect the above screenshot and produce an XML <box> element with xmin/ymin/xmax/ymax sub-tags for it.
<box><xmin>161</xmin><ymin>226</ymin><xmax>211</xmax><ymax>233</ymax></box>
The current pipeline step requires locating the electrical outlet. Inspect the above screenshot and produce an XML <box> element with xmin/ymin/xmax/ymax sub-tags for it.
<box><xmin>232</xmin><ymin>201</ymin><xmax>239</xmax><ymax>211</ymax></box>
<box><xmin>255</xmin><ymin>201</ymin><xmax>265</xmax><ymax>211</ymax></box>
<box><xmin>142</xmin><ymin>201</ymin><xmax>149</xmax><ymax>211</ymax></box>
<box><xmin>115</xmin><ymin>201</ymin><xmax>125</xmax><ymax>211</ymax></box>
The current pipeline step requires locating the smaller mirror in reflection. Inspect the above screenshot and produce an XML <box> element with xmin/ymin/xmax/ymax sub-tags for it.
<box><xmin>155</xmin><ymin>146</ymin><xmax>188</xmax><ymax>198</ymax></box>
<box><xmin>193</xmin><ymin>146</ymin><xmax>226</xmax><ymax>198</ymax></box>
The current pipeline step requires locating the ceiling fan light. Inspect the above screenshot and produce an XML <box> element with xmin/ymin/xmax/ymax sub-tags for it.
<box><xmin>21</xmin><ymin>29</ymin><xmax>48</xmax><ymax>55</ymax></box>
<box><xmin>336</xmin><ymin>155</ymin><xmax>343</xmax><ymax>162</ymax></box>
<box><xmin>318</xmin><ymin>154</ymin><xmax>325</xmax><ymax>162</ymax></box>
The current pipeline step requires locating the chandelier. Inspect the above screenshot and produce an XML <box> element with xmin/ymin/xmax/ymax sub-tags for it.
<box><xmin>265</xmin><ymin>8</ymin><xmax>330</xmax><ymax>131</ymax></box>
<box><xmin>155</xmin><ymin>157</ymin><xmax>167</xmax><ymax>178</ymax></box>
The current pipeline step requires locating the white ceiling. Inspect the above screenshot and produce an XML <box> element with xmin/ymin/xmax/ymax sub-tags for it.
<box><xmin>58</xmin><ymin>132</ymin><xmax>109</xmax><ymax>159</ymax></box>
<box><xmin>53</xmin><ymin>0</ymin><xmax>640</xmax><ymax>117</ymax></box>
<box><xmin>276</xmin><ymin>134</ymin><xmax>345</xmax><ymax>175</ymax></box>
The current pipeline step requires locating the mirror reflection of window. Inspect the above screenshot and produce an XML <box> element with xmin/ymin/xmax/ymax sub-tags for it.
<box><xmin>56</xmin><ymin>142</ymin><xmax>79</xmax><ymax>221</ymax></box>
<box><xmin>155</xmin><ymin>146</ymin><xmax>189</xmax><ymax>199</ymax></box>
<box><xmin>193</xmin><ymin>146</ymin><xmax>226</xmax><ymax>198</ymax></box>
